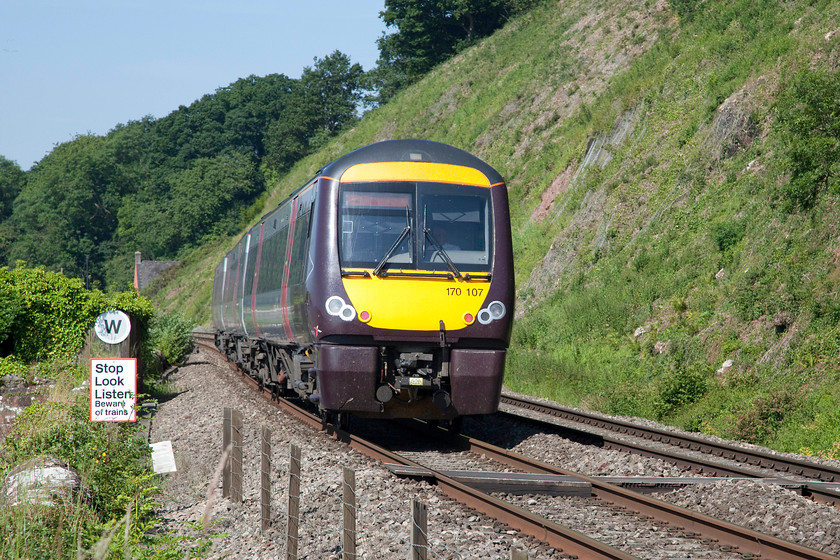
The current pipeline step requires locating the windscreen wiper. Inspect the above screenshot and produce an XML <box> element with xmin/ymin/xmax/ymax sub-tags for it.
<box><xmin>373</xmin><ymin>206</ymin><xmax>411</xmax><ymax>277</ymax></box>
<box><xmin>423</xmin><ymin>227</ymin><xmax>462</xmax><ymax>279</ymax></box>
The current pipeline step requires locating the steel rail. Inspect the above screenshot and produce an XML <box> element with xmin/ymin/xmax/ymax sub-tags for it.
<box><xmin>339</xmin><ymin>432</ymin><xmax>640</xmax><ymax>560</ymax></box>
<box><xmin>432</xmin><ymin>423</ymin><xmax>840</xmax><ymax>560</ymax></box>
<box><xmin>501</xmin><ymin>394</ymin><xmax>840</xmax><ymax>506</ymax></box>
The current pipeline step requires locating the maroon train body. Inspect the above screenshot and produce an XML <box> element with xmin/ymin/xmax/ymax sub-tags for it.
<box><xmin>212</xmin><ymin>139</ymin><xmax>514</xmax><ymax>424</ymax></box>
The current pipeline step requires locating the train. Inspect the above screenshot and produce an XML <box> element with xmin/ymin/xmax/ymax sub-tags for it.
<box><xmin>211</xmin><ymin>139</ymin><xmax>514</xmax><ymax>427</ymax></box>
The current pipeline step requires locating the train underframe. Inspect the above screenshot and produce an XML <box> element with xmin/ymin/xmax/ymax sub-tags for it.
<box><xmin>215</xmin><ymin>332</ymin><xmax>504</xmax><ymax>424</ymax></box>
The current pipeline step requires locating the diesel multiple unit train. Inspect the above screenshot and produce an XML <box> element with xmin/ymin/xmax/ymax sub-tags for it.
<box><xmin>212</xmin><ymin>139</ymin><xmax>513</xmax><ymax>425</ymax></box>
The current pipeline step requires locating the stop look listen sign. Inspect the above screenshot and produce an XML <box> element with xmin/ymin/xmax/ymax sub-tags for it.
<box><xmin>90</xmin><ymin>358</ymin><xmax>136</xmax><ymax>422</ymax></box>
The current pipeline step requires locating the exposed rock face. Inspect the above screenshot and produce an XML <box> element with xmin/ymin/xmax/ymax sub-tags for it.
<box><xmin>0</xmin><ymin>375</ymin><xmax>52</xmax><ymax>440</ymax></box>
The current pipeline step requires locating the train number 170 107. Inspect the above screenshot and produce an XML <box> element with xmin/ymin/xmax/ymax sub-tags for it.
<box><xmin>446</xmin><ymin>287</ymin><xmax>484</xmax><ymax>297</ymax></box>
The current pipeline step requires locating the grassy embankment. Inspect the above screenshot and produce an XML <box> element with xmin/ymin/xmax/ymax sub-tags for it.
<box><xmin>149</xmin><ymin>0</ymin><xmax>840</xmax><ymax>458</ymax></box>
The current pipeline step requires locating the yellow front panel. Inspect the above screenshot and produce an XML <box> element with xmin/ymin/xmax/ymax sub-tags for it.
<box><xmin>342</xmin><ymin>273</ymin><xmax>491</xmax><ymax>331</ymax></box>
<box><xmin>340</xmin><ymin>162</ymin><xmax>493</xmax><ymax>187</ymax></box>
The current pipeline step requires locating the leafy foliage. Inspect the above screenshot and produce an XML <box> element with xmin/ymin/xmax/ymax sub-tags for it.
<box><xmin>711</xmin><ymin>220</ymin><xmax>745</xmax><ymax>253</ymax></box>
<box><xmin>264</xmin><ymin>52</ymin><xmax>365</xmax><ymax>171</ymax></box>
<box><xmin>0</xmin><ymin>277</ymin><xmax>191</xmax><ymax>557</ymax></box>
<box><xmin>0</xmin><ymin>156</ymin><xmax>24</xmax><ymax>222</ymax></box>
<box><xmin>5</xmin><ymin>136</ymin><xmax>126</xmax><ymax>285</ymax></box>
<box><xmin>655</xmin><ymin>364</ymin><xmax>710</xmax><ymax>419</ymax></box>
<box><xmin>371</xmin><ymin>0</ymin><xmax>540</xmax><ymax>101</ymax></box>
<box><xmin>146</xmin><ymin>312</ymin><xmax>195</xmax><ymax>369</ymax></box>
<box><xmin>0</xmin><ymin>264</ymin><xmax>153</xmax><ymax>363</ymax></box>
<box><xmin>0</xmin><ymin>53</ymin><xmax>366</xmax><ymax>289</ymax></box>
<box><xmin>774</xmin><ymin>68</ymin><xmax>840</xmax><ymax>210</ymax></box>
<box><xmin>0</xmin><ymin>396</ymin><xmax>167</xmax><ymax>558</ymax></box>
<box><xmin>4</xmin><ymin>401</ymin><xmax>151</xmax><ymax>518</ymax></box>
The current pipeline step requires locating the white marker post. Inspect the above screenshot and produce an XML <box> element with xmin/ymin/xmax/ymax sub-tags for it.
<box><xmin>93</xmin><ymin>310</ymin><xmax>131</xmax><ymax>345</ymax></box>
<box><xmin>90</xmin><ymin>358</ymin><xmax>137</xmax><ymax>422</ymax></box>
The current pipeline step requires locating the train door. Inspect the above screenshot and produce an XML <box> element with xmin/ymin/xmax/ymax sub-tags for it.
<box><xmin>286</xmin><ymin>184</ymin><xmax>317</xmax><ymax>343</ymax></box>
<box><xmin>252</xmin><ymin>203</ymin><xmax>292</xmax><ymax>340</ymax></box>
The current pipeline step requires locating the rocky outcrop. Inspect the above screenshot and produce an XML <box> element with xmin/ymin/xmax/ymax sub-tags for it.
<box><xmin>1</xmin><ymin>456</ymin><xmax>81</xmax><ymax>507</ymax></box>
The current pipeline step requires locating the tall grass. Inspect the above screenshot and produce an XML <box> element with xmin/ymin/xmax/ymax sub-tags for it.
<box><xmin>503</xmin><ymin>0</ymin><xmax>840</xmax><ymax>458</ymax></box>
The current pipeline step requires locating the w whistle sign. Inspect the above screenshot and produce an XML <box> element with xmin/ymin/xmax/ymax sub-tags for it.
<box><xmin>94</xmin><ymin>310</ymin><xmax>131</xmax><ymax>345</ymax></box>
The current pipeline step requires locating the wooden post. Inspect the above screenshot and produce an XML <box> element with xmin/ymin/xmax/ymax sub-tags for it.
<box><xmin>511</xmin><ymin>550</ymin><xmax>529</xmax><ymax>560</ymax></box>
<box><xmin>342</xmin><ymin>467</ymin><xmax>356</xmax><ymax>560</ymax></box>
<box><xmin>222</xmin><ymin>408</ymin><xmax>231</xmax><ymax>498</ymax></box>
<box><xmin>410</xmin><ymin>499</ymin><xmax>428</xmax><ymax>560</ymax></box>
<box><xmin>287</xmin><ymin>444</ymin><xmax>301</xmax><ymax>560</ymax></box>
<box><xmin>261</xmin><ymin>426</ymin><xmax>272</xmax><ymax>533</ymax></box>
<box><xmin>231</xmin><ymin>409</ymin><xmax>243</xmax><ymax>504</ymax></box>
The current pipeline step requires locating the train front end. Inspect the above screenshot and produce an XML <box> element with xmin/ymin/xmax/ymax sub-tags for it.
<box><xmin>310</xmin><ymin>140</ymin><xmax>514</xmax><ymax>420</ymax></box>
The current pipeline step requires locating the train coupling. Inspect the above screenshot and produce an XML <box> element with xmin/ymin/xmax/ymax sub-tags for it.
<box><xmin>396</xmin><ymin>352</ymin><xmax>434</xmax><ymax>375</ymax></box>
<box><xmin>375</xmin><ymin>350</ymin><xmax>452</xmax><ymax>411</ymax></box>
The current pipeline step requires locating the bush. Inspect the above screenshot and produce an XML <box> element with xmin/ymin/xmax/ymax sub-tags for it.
<box><xmin>145</xmin><ymin>312</ymin><xmax>195</xmax><ymax>372</ymax></box>
<box><xmin>732</xmin><ymin>388</ymin><xmax>800</xmax><ymax>444</ymax></box>
<box><xmin>655</xmin><ymin>364</ymin><xmax>710</xmax><ymax>419</ymax></box>
<box><xmin>0</xmin><ymin>355</ymin><xmax>28</xmax><ymax>380</ymax></box>
<box><xmin>711</xmin><ymin>220</ymin><xmax>745</xmax><ymax>253</ymax></box>
<box><xmin>0</xmin><ymin>269</ymin><xmax>192</xmax><ymax>557</ymax></box>
<box><xmin>0</xmin><ymin>265</ymin><xmax>154</xmax><ymax>363</ymax></box>
<box><xmin>774</xmin><ymin>68</ymin><xmax>840</xmax><ymax>211</ymax></box>
<box><xmin>4</xmin><ymin>401</ymin><xmax>154</xmax><ymax>519</ymax></box>
<box><xmin>0</xmin><ymin>288</ymin><xmax>23</xmax><ymax>349</ymax></box>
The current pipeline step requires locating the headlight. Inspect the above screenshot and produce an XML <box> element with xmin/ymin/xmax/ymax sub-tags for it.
<box><xmin>325</xmin><ymin>296</ymin><xmax>357</xmax><ymax>322</ymax></box>
<box><xmin>477</xmin><ymin>301</ymin><xmax>506</xmax><ymax>325</ymax></box>
<box><xmin>488</xmin><ymin>301</ymin><xmax>506</xmax><ymax>320</ymax></box>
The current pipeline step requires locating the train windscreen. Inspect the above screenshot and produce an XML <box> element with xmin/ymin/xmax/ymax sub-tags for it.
<box><xmin>339</xmin><ymin>183</ymin><xmax>492</xmax><ymax>273</ymax></box>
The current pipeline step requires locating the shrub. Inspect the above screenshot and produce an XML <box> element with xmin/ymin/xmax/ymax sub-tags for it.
<box><xmin>4</xmin><ymin>401</ymin><xmax>154</xmax><ymax>519</ymax></box>
<box><xmin>0</xmin><ymin>355</ymin><xmax>28</xmax><ymax>380</ymax></box>
<box><xmin>711</xmin><ymin>220</ymin><xmax>745</xmax><ymax>253</ymax></box>
<box><xmin>655</xmin><ymin>364</ymin><xmax>710</xmax><ymax>419</ymax></box>
<box><xmin>732</xmin><ymin>388</ymin><xmax>800</xmax><ymax>444</ymax></box>
<box><xmin>146</xmin><ymin>312</ymin><xmax>195</xmax><ymax>369</ymax></box>
<box><xmin>0</xmin><ymin>265</ymin><xmax>154</xmax><ymax>363</ymax></box>
<box><xmin>774</xmin><ymin>68</ymin><xmax>840</xmax><ymax>211</ymax></box>
<box><xmin>0</xmin><ymin>391</ymin><xmax>163</xmax><ymax>558</ymax></box>
<box><xmin>0</xmin><ymin>287</ymin><xmax>23</xmax><ymax>349</ymax></box>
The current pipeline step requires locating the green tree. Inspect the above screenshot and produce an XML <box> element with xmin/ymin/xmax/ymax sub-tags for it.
<box><xmin>116</xmin><ymin>150</ymin><xmax>259</xmax><ymax>261</ymax></box>
<box><xmin>6</xmin><ymin>135</ymin><xmax>128</xmax><ymax>285</ymax></box>
<box><xmin>301</xmin><ymin>50</ymin><xmax>365</xmax><ymax>135</ymax></box>
<box><xmin>0</xmin><ymin>156</ymin><xmax>24</xmax><ymax>221</ymax></box>
<box><xmin>5</xmin><ymin>63</ymin><xmax>366</xmax><ymax>290</ymax></box>
<box><xmin>264</xmin><ymin>52</ymin><xmax>365</xmax><ymax>171</ymax></box>
<box><xmin>0</xmin><ymin>156</ymin><xmax>25</xmax><ymax>264</ymax></box>
<box><xmin>371</xmin><ymin>0</ymin><xmax>535</xmax><ymax>102</ymax></box>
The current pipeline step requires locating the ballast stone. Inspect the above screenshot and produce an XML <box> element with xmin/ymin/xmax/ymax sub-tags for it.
<box><xmin>2</xmin><ymin>456</ymin><xmax>81</xmax><ymax>507</ymax></box>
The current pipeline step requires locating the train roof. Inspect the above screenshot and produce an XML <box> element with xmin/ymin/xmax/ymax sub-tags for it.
<box><xmin>318</xmin><ymin>139</ymin><xmax>504</xmax><ymax>186</ymax></box>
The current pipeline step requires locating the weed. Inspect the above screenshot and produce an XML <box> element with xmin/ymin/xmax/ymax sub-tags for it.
<box><xmin>732</xmin><ymin>388</ymin><xmax>800</xmax><ymax>444</ymax></box>
<box><xmin>655</xmin><ymin>364</ymin><xmax>710</xmax><ymax>420</ymax></box>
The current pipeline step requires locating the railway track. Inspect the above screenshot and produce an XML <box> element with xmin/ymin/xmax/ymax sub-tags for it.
<box><xmin>194</xmin><ymin>331</ymin><xmax>632</xmax><ymax>559</ymax></box>
<box><xmin>193</xmin><ymin>332</ymin><xmax>838</xmax><ymax>559</ymax></box>
<box><xmin>500</xmin><ymin>394</ymin><xmax>840</xmax><ymax>506</ymax></box>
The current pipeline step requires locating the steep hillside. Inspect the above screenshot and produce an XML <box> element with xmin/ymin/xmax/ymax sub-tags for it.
<box><xmin>148</xmin><ymin>0</ymin><xmax>840</xmax><ymax>457</ymax></box>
